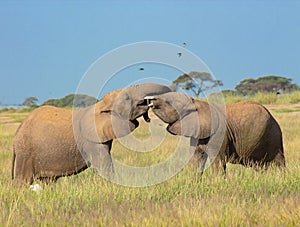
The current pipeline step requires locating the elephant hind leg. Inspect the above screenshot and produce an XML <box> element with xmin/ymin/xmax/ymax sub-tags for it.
<box><xmin>15</xmin><ymin>155</ymin><xmax>35</xmax><ymax>185</ymax></box>
<box><xmin>272</xmin><ymin>150</ymin><xmax>286</xmax><ymax>167</ymax></box>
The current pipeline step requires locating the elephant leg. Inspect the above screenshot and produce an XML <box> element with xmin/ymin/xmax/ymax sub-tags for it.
<box><xmin>90</xmin><ymin>140</ymin><xmax>114</xmax><ymax>180</ymax></box>
<box><xmin>210</xmin><ymin>154</ymin><xmax>226</xmax><ymax>175</ymax></box>
<box><xmin>190</xmin><ymin>137</ymin><xmax>208</xmax><ymax>178</ymax></box>
<box><xmin>101</xmin><ymin>140</ymin><xmax>114</xmax><ymax>178</ymax></box>
<box><xmin>206</xmin><ymin>145</ymin><xmax>227</xmax><ymax>175</ymax></box>
<box><xmin>189</xmin><ymin>137</ymin><xmax>198</xmax><ymax>156</ymax></box>
<box><xmin>272</xmin><ymin>150</ymin><xmax>286</xmax><ymax>168</ymax></box>
<box><xmin>207</xmin><ymin>135</ymin><xmax>227</xmax><ymax>175</ymax></box>
<box><xmin>15</xmin><ymin>155</ymin><xmax>34</xmax><ymax>185</ymax></box>
<box><xmin>193</xmin><ymin>149</ymin><xmax>208</xmax><ymax>176</ymax></box>
<box><xmin>199</xmin><ymin>152</ymin><xmax>208</xmax><ymax>176</ymax></box>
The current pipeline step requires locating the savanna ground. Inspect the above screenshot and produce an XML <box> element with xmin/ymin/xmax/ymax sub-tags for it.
<box><xmin>0</xmin><ymin>94</ymin><xmax>300</xmax><ymax>226</ymax></box>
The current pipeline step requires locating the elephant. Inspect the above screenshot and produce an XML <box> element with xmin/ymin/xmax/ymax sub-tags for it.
<box><xmin>12</xmin><ymin>83</ymin><xmax>171</xmax><ymax>184</ymax></box>
<box><xmin>145</xmin><ymin>92</ymin><xmax>285</xmax><ymax>176</ymax></box>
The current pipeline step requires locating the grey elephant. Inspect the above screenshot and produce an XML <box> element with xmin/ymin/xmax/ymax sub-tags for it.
<box><xmin>12</xmin><ymin>83</ymin><xmax>171</xmax><ymax>184</ymax></box>
<box><xmin>145</xmin><ymin>92</ymin><xmax>285</xmax><ymax>175</ymax></box>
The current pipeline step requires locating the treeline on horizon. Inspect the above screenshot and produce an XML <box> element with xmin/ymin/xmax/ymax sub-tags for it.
<box><xmin>1</xmin><ymin>75</ymin><xmax>300</xmax><ymax>112</ymax></box>
<box><xmin>42</xmin><ymin>94</ymin><xmax>98</xmax><ymax>108</ymax></box>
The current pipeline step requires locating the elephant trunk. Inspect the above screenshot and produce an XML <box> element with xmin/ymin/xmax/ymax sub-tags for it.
<box><xmin>151</xmin><ymin>99</ymin><xmax>180</xmax><ymax>124</ymax></box>
<box><xmin>142</xmin><ymin>112</ymin><xmax>151</xmax><ymax>122</ymax></box>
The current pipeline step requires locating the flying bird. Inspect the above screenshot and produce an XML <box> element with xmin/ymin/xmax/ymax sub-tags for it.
<box><xmin>139</xmin><ymin>67</ymin><xmax>144</xmax><ymax>71</ymax></box>
<box><xmin>182</xmin><ymin>42</ymin><xmax>187</xmax><ymax>48</ymax></box>
<box><xmin>177</xmin><ymin>52</ymin><xmax>182</xmax><ymax>57</ymax></box>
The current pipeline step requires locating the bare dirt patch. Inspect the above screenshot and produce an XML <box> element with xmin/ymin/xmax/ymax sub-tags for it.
<box><xmin>0</xmin><ymin>117</ymin><xmax>15</xmax><ymax>124</ymax></box>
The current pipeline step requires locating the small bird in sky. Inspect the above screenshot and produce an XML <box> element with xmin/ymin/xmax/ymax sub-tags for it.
<box><xmin>182</xmin><ymin>42</ymin><xmax>187</xmax><ymax>48</ymax></box>
<box><xmin>139</xmin><ymin>67</ymin><xmax>144</xmax><ymax>71</ymax></box>
<box><xmin>177</xmin><ymin>52</ymin><xmax>182</xmax><ymax>57</ymax></box>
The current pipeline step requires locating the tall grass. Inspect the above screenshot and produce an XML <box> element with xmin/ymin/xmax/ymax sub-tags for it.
<box><xmin>0</xmin><ymin>104</ymin><xmax>299</xmax><ymax>226</ymax></box>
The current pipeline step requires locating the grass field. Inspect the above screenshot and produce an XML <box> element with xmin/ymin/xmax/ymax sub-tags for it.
<box><xmin>0</xmin><ymin>101</ymin><xmax>299</xmax><ymax>226</ymax></box>
<box><xmin>223</xmin><ymin>91</ymin><xmax>300</xmax><ymax>105</ymax></box>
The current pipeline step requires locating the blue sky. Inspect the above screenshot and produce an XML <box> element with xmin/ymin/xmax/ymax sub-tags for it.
<box><xmin>1</xmin><ymin>0</ymin><xmax>300</xmax><ymax>104</ymax></box>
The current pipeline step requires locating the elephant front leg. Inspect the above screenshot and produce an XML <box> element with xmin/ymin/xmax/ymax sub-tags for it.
<box><xmin>192</xmin><ymin>145</ymin><xmax>208</xmax><ymax>178</ymax></box>
<box><xmin>207</xmin><ymin>146</ymin><xmax>227</xmax><ymax>175</ymax></box>
<box><xmin>190</xmin><ymin>137</ymin><xmax>208</xmax><ymax>178</ymax></box>
<box><xmin>199</xmin><ymin>151</ymin><xmax>208</xmax><ymax>177</ymax></box>
<box><xmin>210</xmin><ymin>154</ymin><xmax>226</xmax><ymax>175</ymax></box>
<box><xmin>99</xmin><ymin>141</ymin><xmax>114</xmax><ymax>180</ymax></box>
<box><xmin>88</xmin><ymin>141</ymin><xmax>114</xmax><ymax>180</ymax></box>
<box><xmin>205</xmin><ymin>134</ymin><xmax>227</xmax><ymax>176</ymax></box>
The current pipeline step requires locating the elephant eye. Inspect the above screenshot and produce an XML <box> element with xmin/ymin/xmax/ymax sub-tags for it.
<box><xmin>100</xmin><ymin>110</ymin><xmax>111</xmax><ymax>113</ymax></box>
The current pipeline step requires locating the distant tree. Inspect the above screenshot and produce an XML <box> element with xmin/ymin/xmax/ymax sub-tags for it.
<box><xmin>42</xmin><ymin>94</ymin><xmax>97</xmax><ymax>108</ymax></box>
<box><xmin>172</xmin><ymin>71</ymin><xmax>223</xmax><ymax>98</ymax></box>
<box><xmin>235</xmin><ymin>75</ymin><xmax>299</xmax><ymax>94</ymax></box>
<box><xmin>22</xmin><ymin>96</ymin><xmax>38</xmax><ymax>107</ymax></box>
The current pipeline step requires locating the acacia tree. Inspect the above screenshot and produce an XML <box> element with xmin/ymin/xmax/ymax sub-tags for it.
<box><xmin>22</xmin><ymin>96</ymin><xmax>38</xmax><ymax>106</ymax></box>
<box><xmin>172</xmin><ymin>71</ymin><xmax>223</xmax><ymax>98</ymax></box>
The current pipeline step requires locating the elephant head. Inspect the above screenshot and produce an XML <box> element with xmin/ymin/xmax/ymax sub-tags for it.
<box><xmin>146</xmin><ymin>92</ymin><xmax>220</xmax><ymax>141</ymax></box>
<box><xmin>111</xmin><ymin>83</ymin><xmax>172</xmax><ymax>121</ymax></box>
<box><xmin>75</xmin><ymin>83</ymin><xmax>172</xmax><ymax>144</ymax></box>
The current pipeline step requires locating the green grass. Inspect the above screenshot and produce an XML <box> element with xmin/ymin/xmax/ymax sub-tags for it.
<box><xmin>0</xmin><ymin>106</ymin><xmax>300</xmax><ymax>226</ymax></box>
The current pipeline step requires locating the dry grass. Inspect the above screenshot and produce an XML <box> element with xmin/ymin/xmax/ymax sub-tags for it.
<box><xmin>0</xmin><ymin>104</ymin><xmax>299</xmax><ymax>226</ymax></box>
<box><xmin>224</xmin><ymin>91</ymin><xmax>300</xmax><ymax>105</ymax></box>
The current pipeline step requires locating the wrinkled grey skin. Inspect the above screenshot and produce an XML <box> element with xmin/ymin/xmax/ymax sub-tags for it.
<box><xmin>147</xmin><ymin>92</ymin><xmax>285</xmax><ymax>176</ymax></box>
<box><xmin>74</xmin><ymin>83</ymin><xmax>172</xmax><ymax>178</ymax></box>
<box><xmin>12</xmin><ymin>83</ymin><xmax>171</xmax><ymax>184</ymax></box>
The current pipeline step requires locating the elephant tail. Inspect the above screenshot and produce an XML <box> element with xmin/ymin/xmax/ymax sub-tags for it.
<box><xmin>11</xmin><ymin>146</ymin><xmax>16</xmax><ymax>180</ymax></box>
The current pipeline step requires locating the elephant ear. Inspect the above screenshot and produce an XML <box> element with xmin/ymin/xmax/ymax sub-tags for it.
<box><xmin>97</xmin><ymin>112</ymin><xmax>139</xmax><ymax>142</ymax></box>
<box><xmin>167</xmin><ymin>100</ymin><xmax>219</xmax><ymax>139</ymax></box>
<box><xmin>96</xmin><ymin>88</ymin><xmax>124</xmax><ymax>113</ymax></box>
<box><xmin>78</xmin><ymin>106</ymin><xmax>138</xmax><ymax>144</ymax></box>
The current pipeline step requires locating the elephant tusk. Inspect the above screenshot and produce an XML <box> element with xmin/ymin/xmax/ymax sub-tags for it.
<box><xmin>148</xmin><ymin>102</ymin><xmax>154</xmax><ymax>108</ymax></box>
<box><xmin>144</xmin><ymin>96</ymin><xmax>155</xmax><ymax>100</ymax></box>
<box><xmin>144</xmin><ymin>96</ymin><xmax>155</xmax><ymax>107</ymax></box>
